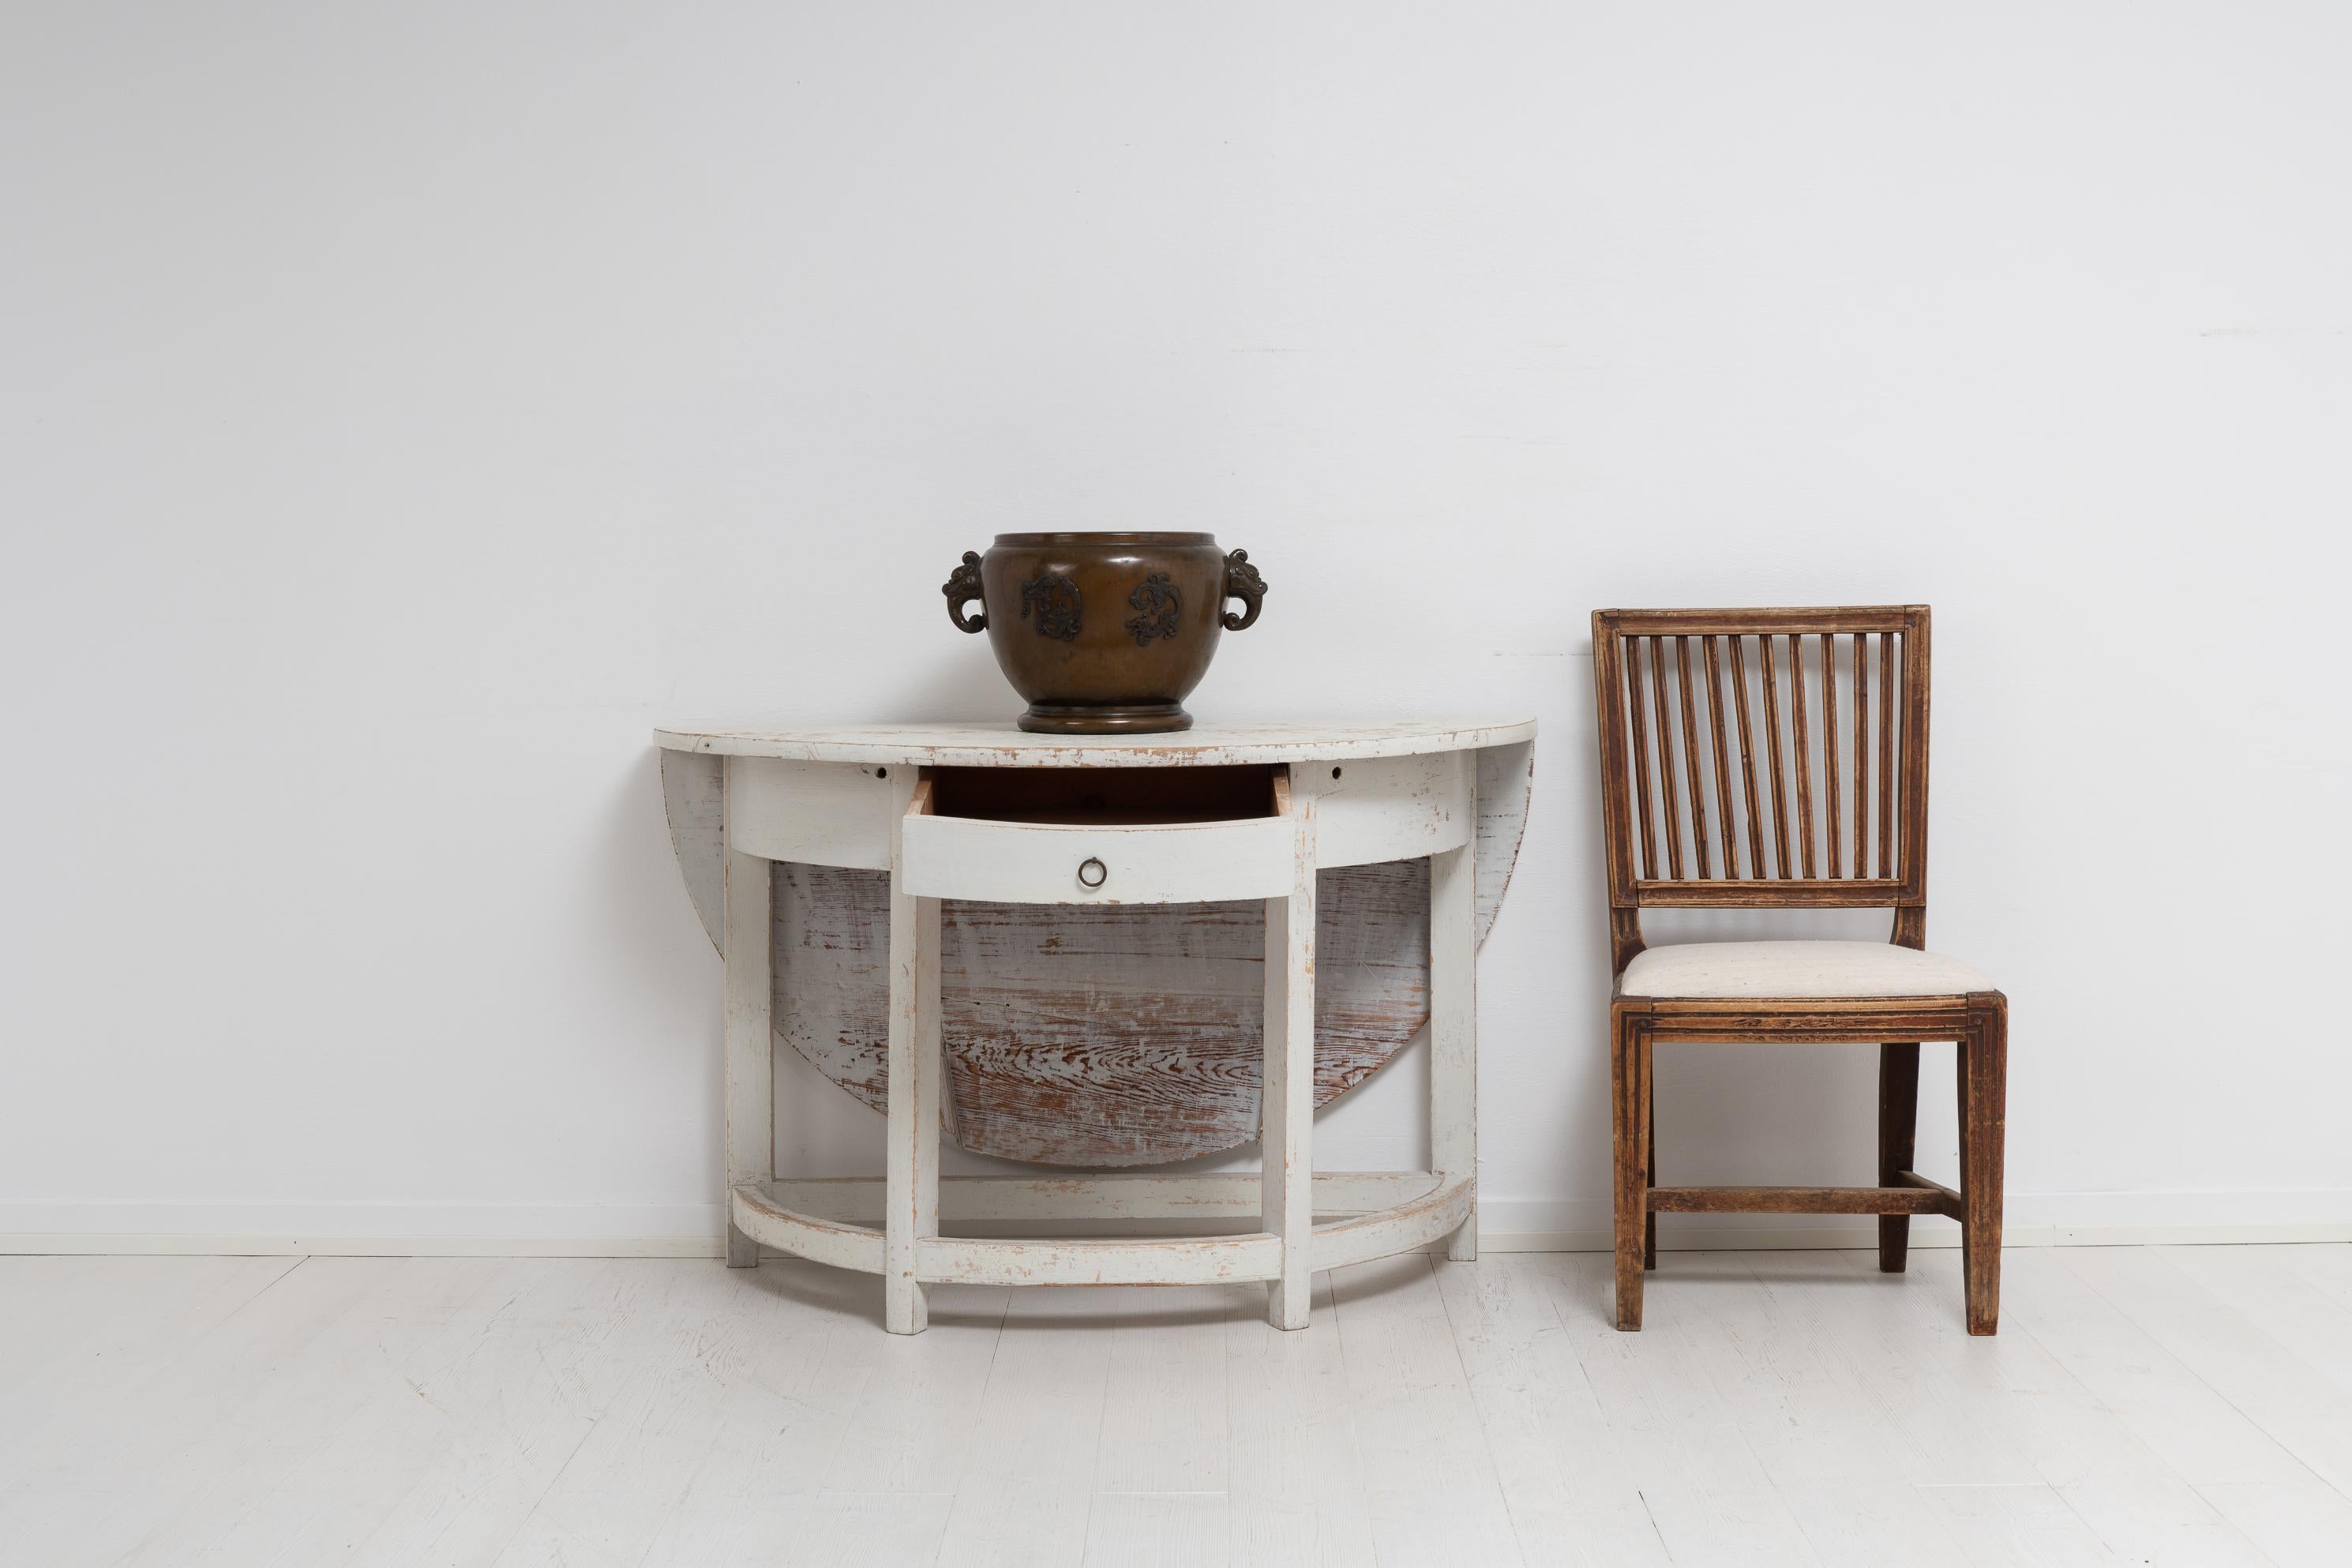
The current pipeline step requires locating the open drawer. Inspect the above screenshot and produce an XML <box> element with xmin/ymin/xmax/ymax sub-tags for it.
<box><xmin>897</xmin><ymin>764</ymin><xmax>1296</xmax><ymax>906</ymax></box>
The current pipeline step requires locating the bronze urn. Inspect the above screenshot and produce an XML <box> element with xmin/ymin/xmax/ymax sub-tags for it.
<box><xmin>942</xmin><ymin>533</ymin><xmax>1267</xmax><ymax>733</ymax></box>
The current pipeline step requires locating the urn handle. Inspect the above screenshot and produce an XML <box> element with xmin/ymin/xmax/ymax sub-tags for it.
<box><xmin>943</xmin><ymin>550</ymin><xmax>988</xmax><ymax>633</ymax></box>
<box><xmin>1220</xmin><ymin>549</ymin><xmax>1268</xmax><ymax>632</ymax></box>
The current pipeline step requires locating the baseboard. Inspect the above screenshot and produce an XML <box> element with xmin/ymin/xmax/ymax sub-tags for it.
<box><xmin>0</xmin><ymin>1199</ymin><xmax>726</xmax><ymax>1257</ymax></box>
<box><xmin>3</xmin><ymin>1187</ymin><xmax>2347</xmax><ymax>1257</ymax></box>
<box><xmin>1472</xmin><ymin>1221</ymin><xmax>2352</xmax><ymax>1253</ymax></box>
<box><xmin>0</xmin><ymin>1232</ymin><xmax>730</xmax><ymax>1258</ymax></box>
<box><xmin>1471</xmin><ymin>1187</ymin><xmax>2352</xmax><ymax>1251</ymax></box>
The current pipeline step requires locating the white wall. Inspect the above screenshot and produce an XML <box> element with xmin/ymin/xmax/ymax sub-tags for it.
<box><xmin>4</xmin><ymin>3</ymin><xmax>2346</xmax><ymax>1249</ymax></box>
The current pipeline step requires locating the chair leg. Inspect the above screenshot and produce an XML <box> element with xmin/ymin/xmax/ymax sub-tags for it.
<box><xmin>1957</xmin><ymin>999</ymin><xmax>2008</xmax><ymax>1335</ymax></box>
<box><xmin>1611</xmin><ymin>1009</ymin><xmax>1649</xmax><ymax>1330</ymax></box>
<box><xmin>1643</xmin><ymin>1063</ymin><xmax>1658</xmax><ymax>1271</ymax></box>
<box><xmin>1877</xmin><ymin>1042</ymin><xmax>1920</xmax><ymax>1273</ymax></box>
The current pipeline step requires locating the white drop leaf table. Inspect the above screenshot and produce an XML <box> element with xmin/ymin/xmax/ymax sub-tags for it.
<box><xmin>655</xmin><ymin>718</ymin><xmax>1536</xmax><ymax>1333</ymax></box>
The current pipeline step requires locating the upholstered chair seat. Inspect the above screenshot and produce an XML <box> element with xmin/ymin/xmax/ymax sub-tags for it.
<box><xmin>1619</xmin><ymin>940</ymin><xmax>1994</xmax><ymax>1000</ymax></box>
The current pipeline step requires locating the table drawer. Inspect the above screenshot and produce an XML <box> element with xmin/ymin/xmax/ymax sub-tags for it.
<box><xmin>899</xmin><ymin>810</ymin><xmax>1295</xmax><ymax>905</ymax></box>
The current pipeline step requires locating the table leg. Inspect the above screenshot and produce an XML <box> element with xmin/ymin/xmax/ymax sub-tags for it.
<box><xmin>885</xmin><ymin>778</ymin><xmax>942</xmax><ymax>1335</ymax></box>
<box><xmin>1430</xmin><ymin>824</ymin><xmax>1478</xmax><ymax>1262</ymax></box>
<box><xmin>721</xmin><ymin>760</ymin><xmax>775</xmax><ymax>1269</ymax></box>
<box><xmin>1262</xmin><ymin>782</ymin><xmax>1318</xmax><ymax>1330</ymax></box>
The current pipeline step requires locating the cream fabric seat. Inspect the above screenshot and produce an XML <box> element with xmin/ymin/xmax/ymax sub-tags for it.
<box><xmin>1618</xmin><ymin>940</ymin><xmax>1994</xmax><ymax>1000</ymax></box>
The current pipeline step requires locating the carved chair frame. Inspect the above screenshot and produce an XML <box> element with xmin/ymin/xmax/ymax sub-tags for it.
<box><xmin>1590</xmin><ymin>606</ymin><xmax>2007</xmax><ymax>1334</ymax></box>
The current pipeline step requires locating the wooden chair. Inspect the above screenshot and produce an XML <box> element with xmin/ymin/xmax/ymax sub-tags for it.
<box><xmin>1589</xmin><ymin>606</ymin><xmax>2008</xmax><ymax>1334</ymax></box>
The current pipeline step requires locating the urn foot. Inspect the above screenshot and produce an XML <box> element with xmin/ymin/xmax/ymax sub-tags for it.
<box><xmin>1017</xmin><ymin>700</ymin><xmax>1193</xmax><ymax>734</ymax></box>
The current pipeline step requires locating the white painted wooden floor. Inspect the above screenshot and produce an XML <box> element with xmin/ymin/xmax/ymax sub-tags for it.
<box><xmin>2</xmin><ymin>1245</ymin><xmax>2349</xmax><ymax>1566</ymax></box>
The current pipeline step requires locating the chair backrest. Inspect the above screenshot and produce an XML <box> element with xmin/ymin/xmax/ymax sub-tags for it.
<box><xmin>1590</xmin><ymin>606</ymin><xmax>1931</xmax><ymax>965</ymax></box>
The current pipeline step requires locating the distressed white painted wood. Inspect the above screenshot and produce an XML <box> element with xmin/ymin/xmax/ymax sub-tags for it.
<box><xmin>767</xmin><ymin>857</ymin><xmax>1433</xmax><ymax>1165</ymax></box>
<box><xmin>658</xmin><ymin>748</ymin><xmax>726</xmax><ymax>947</ymax></box>
<box><xmin>655</xmin><ymin>716</ymin><xmax>1536</xmax><ymax>767</ymax></box>
<box><xmin>1473</xmin><ymin>737</ymin><xmax>1534</xmax><ymax>935</ymax></box>
<box><xmin>723</xmin><ymin>755</ymin><xmax>891</xmax><ymax>868</ymax></box>
<box><xmin>1430</xmin><ymin>761</ymin><xmax>1478</xmax><ymax>1264</ymax></box>
<box><xmin>720</xmin><ymin>761</ymin><xmax>771</xmax><ymax>1270</ymax></box>
<box><xmin>662</xmin><ymin>718</ymin><xmax>1529</xmax><ymax>1330</ymax></box>
<box><xmin>732</xmin><ymin>1171</ymin><xmax>1472</xmax><ymax>1289</ymax></box>
<box><xmin>1307</xmin><ymin>1173</ymin><xmax>1473</xmax><ymax>1274</ymax></box>
<box><xmin>752</xmin><ymin>1170</ymin><xmax>1444</xmax><ymax>1223</ymax></box>
<box><xmin>1262</xmin><ymin>771</ymin><xmax>1319</xmax><ymax>1330</ymax></box>
<box><xmin>917</xmin><ymin>1233</ymin><xmax>1281</xmax><ymax>1287</ymax></box>
<box><xmin>899</xmin><ymin>809</ymin><xmax>1292</xmax><ymax>905</ymax></box>
<box><xmin>1312</xmin><ymin>748</ymin><xmax>1472</xmax><ymax>868</ymax></box>
<box><xmin>660</xmin><ymin>721</ymin><xmax>1536</xmax><ymax>951</ymax></box>
<box><xmin>660</xmin><ymin>720</ymin><xmax>1536</xmax><ymax>1168</ymax></box>
<box><xmin>729</xmin><ymin>1182</ymin><xmax>887</xmax><ymax>1272</ymax></box>
<box><xmin>884</xmin><ymin>772</ymin><xmax>943</xmax><ymax>1335</ymax></box>
<box><xmin>663</xmin><ymin>729</ymin><xmax>1533</xmax><ymax>944</ymax></box>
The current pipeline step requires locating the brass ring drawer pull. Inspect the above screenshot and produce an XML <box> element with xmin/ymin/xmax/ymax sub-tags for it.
<box><xmin>1077</xmin><ymin>857</ymin><xmax>1108</xmax><ymax>890</ymax></box>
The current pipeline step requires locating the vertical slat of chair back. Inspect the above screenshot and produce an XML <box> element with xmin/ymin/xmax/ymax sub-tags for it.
<box><xmin>1877</xmin><ymin>632</ymin><xmax>1897</xmax><ymax>876</ymax></box>
<box><xmin>1789</xmin><ymin>634</ymin><xmax>1817</xmax><ymax>876</ymax></box>
<box><xmin>1672</xmin><ymin>638</ymin><xmax>1710</xmax><ymax>878</ymax></box>
<box><xmin>1728</xmin><ymin>636</ymin><xmax>1765</xmax><ymax>880</ymax></box>
<box><xmin>1851</xmin><ymin>633</ymin><xmax>1871</xmax><ymax>877</ymax></box>
<box><xmin>1757</xmin><ymin>635</ymin><xmax>1792</xmax><ymax>876</ymax></box>
<box><xmin>1624</xmin><ymin>636</ymin><xmax>1658</xmax><ymax>878</ymax></box>
<box><xmin>1591</xmin><ymin>607</ymin><xmax>1930</xmax><ymax>917</ymax></box>
<box><xmin>1820</xmin><ymin>632</ymin><xmax>1842</xmax><ymax>880</ymax></box>
<box><xmin>1702</xmin><ymin>638</ymin><xmax>1739</xmax><ymax>878</ymax></box>
<box><xmin>1649</xmin><ymin>640</ymin><xmax>1685</xmax><ymax>877</ymax></box>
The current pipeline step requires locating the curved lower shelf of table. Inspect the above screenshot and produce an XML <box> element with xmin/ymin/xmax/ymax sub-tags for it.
<box><xmin>729</xmin><ymin>1171</ymin><xmax>1474</xmax><ymax>1286</ymax></box>
<box><xmin>730</xmin><ymin>1182</ymin><xmax>885</xmax><ymax>1273</ymax></box>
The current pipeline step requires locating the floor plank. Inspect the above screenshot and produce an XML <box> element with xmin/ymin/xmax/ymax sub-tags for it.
<box><xmin>1330</xmin><ymin>1252</ymin><xmax>1521</xmax><ymax>1567</ymax></box>
<box><xmin>1843</xmin><ymin>1249</ymin><xmax>2200</xmax><ymax>1491</ymax></box>
<box><xmin>1083</xmin><ymin>1490</ymin><xmax>1229</xmax><ymax>1568</ymax></box>
<box><xmin>2159</xmin><ymin>1244</ymin><xmax>2352</xmax><ymax>1395</ymax></box>
<box><xmin>1775</xmin><ymin>1480</ymin><xmax>1975</xmax><ymax>1568</ymax></box>
<box><xmin>1530</xmin><ymin>1251</ymin><xmax>1774</xmax><ymax>1493</ymax></box>
<box><xmin>1225</xmin><ymin>1270</ymin><xmax>1378</xmax><ymax>1568</ymax></box>
<box><xmin>1431</xmin><ymin>1254</ymin><xmax>1671</xmax><ymax>1566</ymax></box>
<box><xmin>1914</xmin><ymin>1483</ymin><xmax>2117</xmax><ymax>1567</ymax></box>
<box><xmin>1638</xmin><ymin>1484</ymin><xmax>1825</xmax><ymax>1567</ymax></box>
<box><xmin>2056</xmin><ymin>1475</ymin><xmax>2278</xmax><ymax>1568</ymax></box>
<box><xmin>339</xmin><ymin>1259</ymin><xmax>685</xmax><ymax>1567</ymax></box>
<box><xmin>2271</xmin><ymin>1242</ymin><xmax>2352</xmax><ymax>1314</ymax></box>
<box><xmin>4</xmin><ymin>1244</ymin><xmax>2349</xmax><ymax>1568</ymax></box>
<box><xmin>120</xmin><ymin>1257</ymin><xmax>535</xmax><ymax>1568</ymax></box>
<box><xmin>1994</xmin><ymin>1248</ymin><xmax>2313</xmax><ymax>1487</ymax></box>
<box><xmin>1095</xmin><ymin>1285</ymin><xmax>1242</xmax><ymax>1495</ymax></box>
<box><xmin>645</xmin><ymin>1260</ymin><xmax>969</xmax><ymax>1565</ymax></box>
<box><xmin>936</xmin><ymin>1485</ymin><xmax>1094</xmax><ymax>1568</ymax></box>
<box><xmin>489</xmin><ymin>1259</ymin><xmax>808</xmax><ymax>1567</ymax></box>
<box><xmin>2079</xmin><ymin>1245</ymin><xmax>2352</xmax><ymax>1495</ymax></box>
<box><xmin>2196</xmin><ymin>1479</ymin><xmax>2352</xmax><ymax>1567</ymax></box>
<box><xmin>0</xmin><ymin>1255</ymin><xmax>314</xmax><ymax>1561</ymax></box>
<box><xmin>1666</xmin><ymin>1252</ymin><xmax>1937</xmax><ymax>1490</ymax></box>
